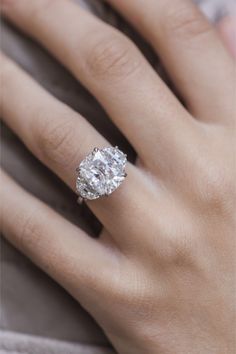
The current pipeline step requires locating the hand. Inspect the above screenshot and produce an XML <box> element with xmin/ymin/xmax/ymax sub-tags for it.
<box><xmin>1</xmin><ymin>1</ymin><xmax>236</xmax><ymax>353</ymax></box>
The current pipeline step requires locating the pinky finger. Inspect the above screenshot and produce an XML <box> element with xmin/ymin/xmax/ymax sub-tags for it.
<box><xmin>0</xmin><ymin>170</ymin><xmax>117</xmax><ymax>306</ymax></box>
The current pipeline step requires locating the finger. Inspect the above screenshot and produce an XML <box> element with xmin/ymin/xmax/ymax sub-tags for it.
<box><xmin>0</xmin><ymin>53</ymin><xmax>107</xmax><ymax>189</ymax></box>
<box><xmin>218</xmin><ymin>16</ymin><xmax>236</xmax><ymax>59</ymax></box>
<box><xmin>0</xmin><ymin>169</ymin><xmax>116</xmax><ymax>305</ymax></box>
<box><xmin>105</xmin><ymin>0</ymin><xmax>235</xmax><ymax>123</ymax></box>
<box><xmin>1</xmin><ymin>0</ymin><xmax>192</xmax><ymax>163</ymax></box>
<box><xmin>0</xmin><ymin>54</ymin><xmax>153</xmax><ymax>247</ymax></box>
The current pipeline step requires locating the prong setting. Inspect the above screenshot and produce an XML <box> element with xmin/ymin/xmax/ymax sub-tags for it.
<box><xmin>76</xmin><ymin>146</ymin><xmax>127</xmax><ymax>201</ymax></box>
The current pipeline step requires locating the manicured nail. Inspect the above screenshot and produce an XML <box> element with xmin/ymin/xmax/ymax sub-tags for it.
<box><xmin>218</xmin><ymin>17</ymin><xmax>236</xmax><ymax>59</ymax></box>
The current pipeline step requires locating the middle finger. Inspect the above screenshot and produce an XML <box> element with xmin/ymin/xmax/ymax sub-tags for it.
<box><xmin>2</xmin><ymin>0</ymin><xmax>194</xmax><ymax>166</ymax></box>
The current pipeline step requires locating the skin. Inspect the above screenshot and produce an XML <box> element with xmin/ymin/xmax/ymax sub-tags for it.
<box><xmin>218</xmin><ymin>16</ymin><xmax>236</xmax><ymax>59</ymax></box>
<box><xmin>1</xmin><ymin>1</ymin><xmax>236</xmax><ymax>353</ymax></box>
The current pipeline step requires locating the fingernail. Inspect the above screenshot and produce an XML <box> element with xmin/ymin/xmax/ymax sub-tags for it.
<box><xmin>218</xmin><ymin>17</ymin><xmax>236</xmax><ymax>59</ymax></box>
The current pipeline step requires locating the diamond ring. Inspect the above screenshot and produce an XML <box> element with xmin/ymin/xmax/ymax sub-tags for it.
<box><xmin>76</xmin><ymin>146</ymin><xmax>127</xmax><ymax>201</ymax></box>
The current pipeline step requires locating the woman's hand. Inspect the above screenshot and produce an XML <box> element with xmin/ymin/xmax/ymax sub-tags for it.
<box><xmin>1</xmin><ymin>1</ymin><xmax>235</xmax><ymax>353</ymax></box>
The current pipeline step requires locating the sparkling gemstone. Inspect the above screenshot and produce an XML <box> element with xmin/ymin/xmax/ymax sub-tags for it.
<box><xmin>76</xmin><ymin>147</ymin><xmax>127</xmax><ymax>200</ymax></box>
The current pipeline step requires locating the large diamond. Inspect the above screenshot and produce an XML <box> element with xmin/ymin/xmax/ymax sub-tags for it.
<box><xmin>76</xmin><ymin>147</ymin><xmax>127</xmax><ymax>200</ymax></box>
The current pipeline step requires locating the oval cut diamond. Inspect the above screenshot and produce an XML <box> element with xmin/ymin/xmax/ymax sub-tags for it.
<box><xmin>76</xmin><ymin>147</ymin><xmax>127</xmax><ymax>200</ymax></box>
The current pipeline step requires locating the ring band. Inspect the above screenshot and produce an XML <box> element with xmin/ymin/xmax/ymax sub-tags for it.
<box><xmin>76</xmin><ymin>146</ymin><xmax>127</xmax><ymax>201</ymax></box>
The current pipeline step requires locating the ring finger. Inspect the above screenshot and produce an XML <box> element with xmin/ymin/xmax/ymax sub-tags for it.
<box><xmin>1</xmin><ymin>54</ymin><xmax>158</xmax><ymax>247</ymax></box>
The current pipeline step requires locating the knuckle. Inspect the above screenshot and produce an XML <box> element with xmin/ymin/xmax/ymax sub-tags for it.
<box><xmin>108</xmin><ymin>264</ymin><xmax>153</xmax><ymax>315</ymax></box>
<box><xmin>157</xmin><ymin>223</ymin><xmax>197</xmax><ymax>268</ymax></box>
<box><xmin>18</xmin><ymin>209</ymin><xmax>42</xmax><ymax>253</ymax></box>
<box><xmin>86</xmin><ymin>32</ymin><xmax>141</xmax><ymax>80</ymax></box>
<box><xmin>27</xmin><ymin>0</ymin><xmax>56</xmax><ymax>21</ymax></box>
<box><xmin>166</xmin><ymin>235</ymin><xmax>196</xmax><ymax>268</ymax></box>
<box><xmin>197</xmin><ymin>164</ymin><xmax>235</xmax><ymax>213</ymax></box>
<box><xmin>35</xmin><ymin>112</ymin><xmax>77</xmax><ymax>168</ymax></box>
<box><xmin>164</xmin><ymin>5</ymin><xmax>211</xmax><ymax>40</ymax></box>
